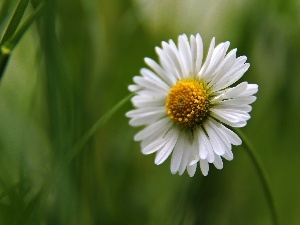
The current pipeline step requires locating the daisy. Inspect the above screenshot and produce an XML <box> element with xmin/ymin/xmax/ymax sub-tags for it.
<box><xmin>126</xmin><ymin>34</ymin><xmax>258</xmax><ymax>176</ymax></box>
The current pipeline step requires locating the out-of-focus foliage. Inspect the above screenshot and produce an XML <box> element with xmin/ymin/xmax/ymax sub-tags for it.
<box><xmin>0</xmin><ymin>0</ymin><xmax>300</xmax><ymax>224</ymax></box>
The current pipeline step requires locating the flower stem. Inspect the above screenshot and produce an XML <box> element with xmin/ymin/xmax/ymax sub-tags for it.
<box><xmin>67</xmin><ymin>93</ymin><xmax>134</xmax><ymax>162</ymax></box>
<box><xmin>29</xmin><ymin>93</ymin><xmax>134</xmax><ymax>214</ymax></box>
<box><xmin>234</xmin><ymin>129</ymin><xmax>280</xmax><ymax>225</ymax></box>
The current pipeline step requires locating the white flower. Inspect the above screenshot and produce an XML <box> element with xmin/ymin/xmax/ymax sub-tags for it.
<box><xmin>126</xmin><ymin>34</ymin><xmax>258</xmax><ymax>176</ymax></box>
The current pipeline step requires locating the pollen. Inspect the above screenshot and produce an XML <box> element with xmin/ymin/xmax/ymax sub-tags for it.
<box><xmin>166</xmin><ymin>79</ymin><xmax>210</xmax><ymax>130</ymax></box>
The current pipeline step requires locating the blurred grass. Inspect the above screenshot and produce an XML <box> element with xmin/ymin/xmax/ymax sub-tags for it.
<box><xmin>0</xmin><ymin>0</ymin><xmax>300</xmax><ymax>224</ymax></box>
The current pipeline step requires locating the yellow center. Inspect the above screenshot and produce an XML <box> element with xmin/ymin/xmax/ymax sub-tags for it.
<box><xmin>166</xmin><ymin>79</ymin><xmax>210</xmax><ymax>130</ymax></box>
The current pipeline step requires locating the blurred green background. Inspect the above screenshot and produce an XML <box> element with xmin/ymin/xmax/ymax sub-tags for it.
<box><xmin>0</xmin><ymin>0</ymin><xmax>300</xmax><ymax>224</ymax></box>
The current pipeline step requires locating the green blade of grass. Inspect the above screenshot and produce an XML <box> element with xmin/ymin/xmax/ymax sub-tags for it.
<box><xmin>3</xmin><ymin>2</ymin><xmax>44</xmax><ymax>51</ymax></box>
<box><xmin>0</xmin><ymin>48</ymin><xmax>10</xmax><ymax>80</ymax></box>
<box><xmin>0</xmin><ymin>1</ymin><xmax>11</xmax><ymax>28</ymax></box>
<box><xmin>0</xmin><ymin>0</ymin><xmax>30</xmax><ymax>45</ymax></box>
<box><xmin>0</xmin><ymin>1</ymin><xmax>43</xmax><ymax>80</ymax></box>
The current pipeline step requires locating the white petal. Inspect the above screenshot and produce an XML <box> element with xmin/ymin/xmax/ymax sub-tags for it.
<box><xmin>209</xmin><ymin>118</ymin><xmax>242</xmax><ymax>145</ymax></box>
<box><xmin>142</xmin><ymin>136</ymin><xmax>168</xmax><ymax>155</ymax></box>
<box><xmin>129</xmin><ymin>113</ymin><xmax>165</xmax><ymax>126</ymax></box>
<box><xmin>128</xmin><ymin>84</ymin><xmax>140</xmax><ymax>92</ymax></box>
<box><xmin>178</xmin><ymin>135</ymin><xmax>191</xmax><ymax>175</ymax></box>
<box><xmin>195</xmin><ymin>34</ymin><xmax>203</xmax><ymax>73</ymax></box>
<box><xmin>210</xmin><ymin>110</ymin><xmax>247</xmax><ymax>127</ymax></box>
<box><xmin>197</xmin><ymin>127</ymin><xmax>208</xmax><ymax>159</ymax></box>
<box><xmin>234</xmin><ymin>55</ymin><xmax>248</xmax><ymax>65</ymax></box>
<box><xmin>213</xmin><ymin>63</ymin><xmax>250</xmax><ymax>91</ymax></box>
<box><xmin>187</xmin><ymin>134</ymin><xmax>199</xmax><ymax>165</ymax></box>
<box><xmin>187</xmin><ymin>163</ymin><xmax>197</xmax><ymax>177</ymax></box>
<box><xmin>178</xmin><ymin>34</ymin><xmax>193</xmax><ymax>78</ymax></box>
<box><xmin>199</xmin><ymin>159</ymin><xmax>209</xmax><ymax>176</ymax></box>
<box><xmin>199</xmin><ymin>37</ymin><xmax>215</xmax><ymax>78</ymax></box>
<box><xmin>140</xmin><ymin>130</ymin><xmax>171</xmax><ymax>154</ymax></box>
<box><xmin>126</xmin><ymin>106</ymin><xmax>164</xmax><ymax>117</ymax></box>
<box><xmin>207</xmin><ymin>118</ymin><xmax>231</xmax><ymax>152</ymax></box>
<box><xmin>127</xmin><ymin>107</ymin><xmax>166</xmax><ymax>126</ymax></box>
<box><xmin>170</xmin><ymin>135</ymin><xmax>184</xmax><ymax>174</ymax></box>
<box><xmin>204</xmin><ymin>122</ymin><xmax>226</xmax><ymax>156</ymax></box>
<box><xmin>131</xmin><ymin>95</ymin><xmax>165</xmax><ymax>108</ymax></box>
<box><xmin>213</xmin><ymin>103</ymin><xmax>252</xmax><ymax>113</ymax></box>
<box><xmin>188</xmin><ymin>131</ymin><xmax>199</xmax><ymax>165</ymax></box>
<box><xmin>189</xmin><ymin>157</ymin><xmax>200</xmax><ymax>166</ymax></box>
<box><xmin>211</xmin><ymin>108</ymin><xmax>250</xmax><ymax>122</ymax></box>
<box><xmin>201</xmin><ymin>131</ymin><xmax>215</xmax><ymax>163</ymax></box>
<box><xmin>222</xmin><ymin>150</ymin><xmax>234</xmax><ymax>161</ymax></box>
<box><xmin>214</xmin><ymin>108</ymin><xmax>251</xmax><ymax>121</ymax></box>
<box><xmin>211</xmin><ymin>56</ymin><xmax>248</xmax><ymax>91</ymax></box>
<box><xmin>156</xmin><ymin>46</ymin><xmax>181</xmax><ymax>81</ymax></box>
<box><xmin>221</xmin><ymin>96</ymin><xmax>257</xmax><ymax>105</ymax></box>
<box><xmin>134</xmin><ymin>118</ymin><xmax>171</xmax><ymax>141</ymax></box>
<box><xmin>133</xmin><ymin>76</ymin><xmax>167</xmax><ymax>95</ymax></box>
<box><xmin>208</xmin><ymin>48</ymin><xmax>237</xmax><ymax>88</ymax></box>
<box><xmin>218</xmin><ymin>82</ymin><xmax>248</xmax><ymax>99</ymax></box>
<box><xmin>162</xmin><ymin>41</ymin><xmax>185</xmax><ymax>79</ymax></box>
<box><xmin>141</xmin><ymin>126</ymin><xmax>170</xmax><ymax>149</ymax></box>
<box><xmin>137</xmin><ymin>90</ymin><xmax>165</xmax><ymax>99</ymax></box>
<box><xmin>239</xmin><ymin>84</ymin><xmax>258</xmax><ymax>97</ymax></box>
<box><xmin>144</xmin><ymin>57</ymin><xmax>176</xmax><ymax>86</ymax></box>
<box><xmin>189</xmin><ymin>34</ymin><xmax>204</xmax><ymax>76</ymax></box>
<box><xmin>190</xmin><ymin>35</ymin><xmax>197</xmax><ymax>74</ymax></box>
<box><xmin>213</xmin><ymin>154</ymin><xmax>223</xmax><ymax>169</ymax></box>
<box><xmin>140</xmin><ymin>68</ymin><xmax>170</xmax><ymax>91</ymax></box>
<box><xmin>155</xmin><ymin>129</ymin><xmax>179</xmax><ymax>165</ymax></box>
<box><xmin>205</xmin><ymin>41</ymin><xmax>230</xmax><ymax>78</ymax></box>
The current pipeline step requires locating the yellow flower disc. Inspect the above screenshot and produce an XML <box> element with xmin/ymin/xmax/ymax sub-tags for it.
<box><xmin>166</xmin><ymin>79</ymin><xmax>210</xmax><ymax>130</ymax></box>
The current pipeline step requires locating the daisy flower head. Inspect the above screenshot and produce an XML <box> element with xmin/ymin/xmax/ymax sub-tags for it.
<box><xmin>126</xmin><ymin>33</ymin><xmax>258</xmax><ymax>176</ymax></box>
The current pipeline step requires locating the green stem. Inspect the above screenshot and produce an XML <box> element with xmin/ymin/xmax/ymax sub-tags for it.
<box><xmin>0</xmin><ymin>0</ymin><xmax>30</xmax><ymax>45</ymax></box>
<box><xmin>4</xmin><ymin>2</ymin><xmax>44</xmax><ymax>51</ymax></box>
<box><xmin>28</xmin><ymin>93</ymin><xmax>134</xmax><ymax>214</ymax></box>
<box><xmin>235</xmin><ymin>129</ymin><xmax>280</xmax><ymax>225</ymax></box>
<box><xmin>67</xmin><ymin>92</ymin><xmax>134</xmax><ymax>163</ymax></box>
<box><xmin>0</xmin><ymin>2</ymin><xmax>44</xmax><ymax>80</ymax></box>
<box><xmin>0</xmin><ymin>50</ymin><xmax>10</xmax><ymax>80</ymax></box>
